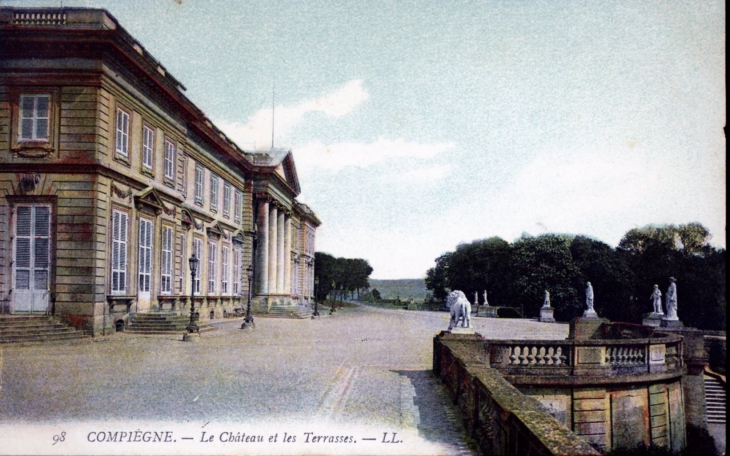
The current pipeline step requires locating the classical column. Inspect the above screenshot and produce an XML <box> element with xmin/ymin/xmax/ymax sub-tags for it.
<box><xmin>268</xmin><ymin>205</ymin><xmax>278</xmax><ymax>294</ymax></box>
<box><xmin>277</xmin><ymin>210</ymin><xmax>286</xmax><ymax>294</ymax></box>
<box><xmin>255</xmin><ymin>199</ymin><xmax>269</xmax><ymax>295</ymax></box>
<box><xmin>284</xmin><ymin>216</ymin><xmax>292</xmax><ymax>296</ymax></box>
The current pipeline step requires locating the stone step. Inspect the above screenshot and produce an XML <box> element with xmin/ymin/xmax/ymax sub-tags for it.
<box><xmin>261</xmin><ymin>306</ymin><xmax>313</xmax><ymax>319</ymax></box>
<box><xmin>0</xmin><ymin>315</ymin><xmax>89</xmax><ymax>344</ymax></box>
<box><xmin>704</xmin><ymin>375</ymin><xmax>726</xmax><ymax>424</ymax></box>
<box><xmin>0</xmin><ymin>331</ymin><xmax>90</xmax><ymax>344</ymax></box>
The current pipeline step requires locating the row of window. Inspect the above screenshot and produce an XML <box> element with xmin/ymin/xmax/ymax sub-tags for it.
<box><xmin>115</xmin><ymin>107</ymin><xmax>176</xmax><ymax>180</ymax></box>
<box><xmin>115</xmin><ymin>106</ymin><xmax>244</xmax><ymax>223</ymax></box>
<box><xmin>110</xmin><ymin>209</ymin><xmax>243</xmax><ymax>297</ymax></box>
<box><xmin>193</xmin><ymin>163</ymin><xmax>243</xmax><ymax>223</ymax></box>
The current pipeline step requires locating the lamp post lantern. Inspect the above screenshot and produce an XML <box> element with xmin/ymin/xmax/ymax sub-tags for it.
<box><xmin>312</xmin><ymin>276</ymin><xmax>320</xmax><ymax>318</ymax></box>
<box><xmin>241</xmin><ymin>264</ymin><xmax>255</xmax><ymax>329</ymax></box>
<box><xmin>183</xmin><ymin>253</ymin><xmax>200</xmax><ymax>341</ymax></box>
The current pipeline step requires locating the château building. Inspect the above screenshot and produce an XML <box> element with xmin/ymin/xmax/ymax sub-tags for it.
<box><xmin>0</xmin><ymin>7</ymin><xmax>320</xmax><ymax>335</ymax></box>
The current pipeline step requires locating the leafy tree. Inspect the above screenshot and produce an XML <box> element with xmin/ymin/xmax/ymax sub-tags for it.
<box><xmin>371</xmin><ymin>288</ymin><xmax>381</xmax><ymax>300</ymax></box>
<box><xmin>570</xmin><ymin>236</ymin><xmax>635</xmax><ymax>323</ymax></box>
<box><xmin>425</xmin><ymin>252</ymin><xmax>452</xmax><ymax>301</ymax></box>
<box><xmin>507</xmin><ymin>234</ymin><xmax>584</xmax><ymax>321</ymax></box>
<box><xmin>315</xmin><ymin>253</ymin><xmax>373</xmax><ymax>303</ymax></box>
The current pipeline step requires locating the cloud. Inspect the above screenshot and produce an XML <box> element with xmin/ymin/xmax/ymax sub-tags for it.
<box><xmin>383</xmin><ymin>165</ymin><xmax>452</xmax><ymax>183</ymax></box>
<box><xmin>216</xmin><ymin>79</ymin><xmax>369</xmax><ymax>149</ymax></box>
<box><xmin>293</xmin><ymin>138</ymin><xmax>456</xmax><ymax>173</ymax></box>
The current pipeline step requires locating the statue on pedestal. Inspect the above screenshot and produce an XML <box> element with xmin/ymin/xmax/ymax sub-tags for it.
<box><xmin>651</xmin><ymin>285</ymin><xmax>663</xmax><ymax>315</ymax></box>
<box><xmin>663</xmin><ymin>278</ymin><xmax>679</xmax><ymax>321</ymax></box>
<box><xmin>583</xmin><ymin>282</ymin><xmax>598</xmax><ymax>318</ymax></box>
<box><xmin>447</xmin><ymin>290</ymin><xmax>472</xmax><ymax>330</ymax></box>
<box><xmin>542</xmin><ymin>290</ymin><xmax>551</xmax><ymax>308</ymax></box>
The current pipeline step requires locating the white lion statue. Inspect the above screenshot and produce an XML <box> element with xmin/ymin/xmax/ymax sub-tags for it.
<box><xmin>447</xmin><ymin>290</ymin><xmax>472</xmax><ymax>329</ymax></box>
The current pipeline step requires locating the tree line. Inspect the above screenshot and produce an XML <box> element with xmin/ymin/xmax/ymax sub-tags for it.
<box><xmin>314</xmin><ymin>252</ymin><xmax>373</xmax><ymax>302</ymax></box>
<box><xmin>425</xmin><ymin>223</ymin><xmax>725</xmax><ymax>330</ymax></box>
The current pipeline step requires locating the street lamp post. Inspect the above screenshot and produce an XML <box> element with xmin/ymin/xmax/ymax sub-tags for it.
<box><xmin>183</xmin><ymin>253</ymin><xmax>200</xmax><ymax>341</ymax></box>
<box><xmin>330</xmin><ymin>280</ymin><xmax>336</xmax><ymax>315</ymax></box>
<box><xmin>312</xmin><ymin>276</ymin><xmax>320</xmax><ymax>318</ymax></box>
<box><xmin>241</xmin><ymin>264</ymin><xmax>255</xmax><ymax>329</ymax></box>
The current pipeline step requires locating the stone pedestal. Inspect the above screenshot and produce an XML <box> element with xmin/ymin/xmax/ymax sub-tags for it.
<box><xmin>539</xmin><ymin>307</ymin><xmax>555</xmax><ymax>322</ymax></box>
<box><xmin>642</xmin><ymin>313</ymin><xmax>663</xmax><ymax>327</ymax></box>
<box><xmin>483</xmin><ymin>306</ymin><xmax>498</xmax><ymax>318</ymax></box>
<box><xmin>182</xmin><ymin>332</ymin><xmax>200</xmax><ymax>342</ymax></box>
<box><xmin>660</xmin><ymin>319</ymin><xmax>684</xmax><ymax>328</ymax></box>
<box><xmin>569</xmin><ymin>317</ymin><xmax>609</xmax><ymax>340</ymax></box>
<box><xmin>583</xmin><ymin>309</ymin><xmax>599</xmax><ymax>319</ymax></box>
<box><xmin>449</xmin><ymin>327</ymin><xmax>475</xmax><ymax>335</ymax></box>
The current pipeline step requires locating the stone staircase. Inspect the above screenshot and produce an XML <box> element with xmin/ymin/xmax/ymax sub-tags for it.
<box><xmin>705</xmin><ymin>374</ymin><xmax>726</xmax><ymax>424</ymax></box>
<box><xmin>126</xmin><ymin>312</ymin><xmax>214</xmax><ymax>334</ymax></box>
<box><xmin>0</xmin><ymin>315</ymin><xmax>90</xmax><ymax>344</ymax></box>
<box><xmin>263</xmin><ymin>305</ymin><xmax>314</xmax><ymax>319</ymax></box>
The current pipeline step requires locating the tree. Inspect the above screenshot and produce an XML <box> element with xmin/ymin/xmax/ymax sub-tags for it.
<box><xmin>507</xmin><ymin>234</ymin><xmax>584</xmax><ymax>321</ymax></box>
<box><xmin>570</xmin><ymin>236</ymin><xmax>635</xmax><ymax>323</ymax></box>
<box><xmin>315</xmin><ymin>253</ymin><xmax>373</xmax><ymax>303</ymax></box>
<box><xmin>425</xmin><ymin>252</ymin><xmax>452</xmax><ymax>301</ymax></box>
<box><xmin>372</xmin><ymin>288</ymin><xmax>381</xmax><ymax>300</ymax></box>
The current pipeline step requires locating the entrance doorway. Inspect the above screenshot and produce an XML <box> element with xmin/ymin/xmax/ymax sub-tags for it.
<box><xmin>13</xmin><ymin>204</ymin><xmax>51</xmax><ymax>313</ymax></box>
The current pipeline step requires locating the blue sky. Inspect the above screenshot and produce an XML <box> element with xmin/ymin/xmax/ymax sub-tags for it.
<box><xmin>7</xmin><ymin>0</ymin><xmax>726</xmax><ymax>279</ymax></box>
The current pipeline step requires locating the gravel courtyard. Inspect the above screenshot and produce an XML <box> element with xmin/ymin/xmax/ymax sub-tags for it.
<box><xmin>0</xmin><ymin>304</ymin><xmax>568</xmax><ymax>455</ymax></box>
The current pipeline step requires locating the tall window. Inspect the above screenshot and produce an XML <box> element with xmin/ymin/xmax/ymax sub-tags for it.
<box><xmin>161</xmin><ymin>226</ymin><xmax>173</xmax><ymax>294</ymax></box>
<box><xmin>111</xmin><ymin>210</ymin><xmax>128</xmax><ymax>294</ymax></box>
<box><xmin>223</xmin><ymin>183</ymin><xmax>231</xmax><ymax>218</ymax></box>
<box><xmin>20</xmin><ymin>94</ymin><xmax>50</xmax><ymax>141</ymax></box>
<box><xmin>115</xmin><ymin>108</ymin><xmax>129</xmax><ymax>157</ymax></box>
<box><xmin>210</xmin><ymin>174</ymin><xmax>219</xmax><ymax>211</ymax></box>
<box><xmin>138</xmin><ymin>219</ymin><xmax>153</xmax><ymax>294</ymax></box>
<box><xmin>142</xmin><ymin>125</ymin><xmax>154</xmax><ymax>169</ymax></box>
<box><xmin>233</xmin><ymin>190</ymin><xmax>242</xmax><ymax>224</ymax></box>
<box><xmin>193</xmin><ymin>238</ymin><xmax>203</xmax><ymax>294</ymax></box>
<box><xmin>208</xmin><ymin>241</ymin><xmax>217</xmax><ymax>294</ymax></box>
<box><xmin>164</xmin><ymin>139</ymin><xmax>175</xmax><ymax>180</ymax></box>
<box><xmin>221</xmin><ymin>246</ymin><xmax>229</xmax><ymax>295</ymax></box>
<box><xmin>232</xmin><ymin>249</ymin><xmax>241</xmax><ymax>296</ymax></box>
<box><xmin>194</xmin><ymin>164</ymin><xmax>204</xmax><ymax>205</ymax></box>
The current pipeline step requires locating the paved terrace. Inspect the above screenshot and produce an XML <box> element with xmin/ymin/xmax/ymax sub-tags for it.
<box><xmin>0</xmin><ymin>304</ymin><xmax>568</xmax><ymax>455</ymax></box>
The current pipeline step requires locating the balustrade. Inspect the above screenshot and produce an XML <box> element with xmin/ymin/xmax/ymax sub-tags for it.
<box><xmin>507</xmin><ymin>345</ymin><xmax>568</xmax><ymax>366</ymax></box>
<box><xmin>605</xmin><ymin>345</ymin><xmax>646</xmax><ymax>365</ymax></box>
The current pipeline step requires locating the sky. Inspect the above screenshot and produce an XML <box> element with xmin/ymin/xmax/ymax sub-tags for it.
<box><xmin>6</xmin><ymin>0</ymin><xmax>726</xmax><ymax>279</ymax></box>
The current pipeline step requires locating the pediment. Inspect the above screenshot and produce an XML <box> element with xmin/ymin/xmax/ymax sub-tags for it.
<box><xmin>232</xmin><ymin>231</ymin><xmax>246</xmax><ymax>246</ymax></box>
<box><xmin>134</xmin><ymin>187</ymin><xmax>166</xmax><ymax>215</ymax></box>
<box><xmin>181</xmin><ymin>208</ymin><xmax>202</xmax><ymax>230</ymax></box>
<box><xmin>206</xmin><ymin>221</ymin><xmax>228</xmax><ymax>240</ymax></box>
<box><xmin>279</xmin><ymin>151</ymin><xmax>301</xmax><ymax>194</ymax></box>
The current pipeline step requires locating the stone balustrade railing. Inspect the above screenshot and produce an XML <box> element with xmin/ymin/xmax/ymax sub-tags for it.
<box><xmin>489</xmin><ymin>333</ymin><xmax>684</xmax><ymax>379</ymax></box>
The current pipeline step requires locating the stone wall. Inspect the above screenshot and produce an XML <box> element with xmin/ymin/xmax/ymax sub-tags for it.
<box><xmin>434</xmin><ymin>333</ymin><xmax>600</xmax><ymax>456</ymax></box>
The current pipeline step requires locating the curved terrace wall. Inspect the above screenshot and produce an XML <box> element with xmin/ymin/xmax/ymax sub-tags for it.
<box><xmin>434</xmin><ymin>319</ymin><xmax>688</xmax><ymax>454</ymax></box>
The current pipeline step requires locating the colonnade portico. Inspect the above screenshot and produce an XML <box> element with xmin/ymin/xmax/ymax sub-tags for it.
<box><xmin>254</xmin><ymin>198</ymin><xmax>294</xmax><ymax>305</ymax></box>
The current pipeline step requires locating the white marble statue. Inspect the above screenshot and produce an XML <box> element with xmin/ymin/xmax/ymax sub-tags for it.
<box><xmin>483</xmin><ymin>290</ymin><xmax>489</xmax><ymax>307</ymax></box>
<box><xmin>542</xmin><ymin>290</ymin><xmax>551</xmax><ymax>308</ymax></box>
<box><xmin>651</xmin><ymin>284</ymin><xmax>663</xmax><ymax>315</ymax></box>
<box><xmin>583</xmin><ymin>282</ymin><xmax>598</xmax><ymax>318</ymax></box>
<box><xmin>664</xmin><ymin>278</ymin><xmax>679</xmax><ymax>321</ymax></box>
<box><xmin>474</xmin><ymin>291</ymin><xmax>479</xmax><ymax>307</ymax></box>
<box><xmin>585</xmin><ymin>282</ymin><xmax>594</xmax><ymax>311</ymax></box>
<box><xmin>447</xmin><ymin>290</ymin><xmax>472</xmax><ymax>329</ymax></box>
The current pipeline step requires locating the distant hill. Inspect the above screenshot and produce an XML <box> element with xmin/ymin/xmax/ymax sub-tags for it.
<box><xmin>368</xmin><ymin>279</ymin><xmax>429</xmax><ymax>301</ymax></box>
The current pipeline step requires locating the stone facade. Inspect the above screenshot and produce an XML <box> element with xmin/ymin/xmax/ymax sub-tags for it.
<box><xmin>0</xmin><ymin>7</ymin><xmax>320</xmax><ymax>334</ymax></box>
